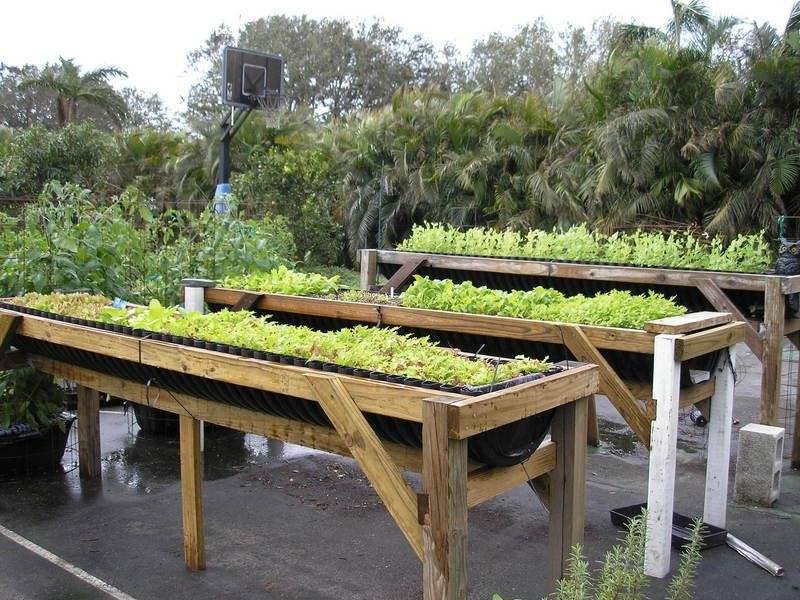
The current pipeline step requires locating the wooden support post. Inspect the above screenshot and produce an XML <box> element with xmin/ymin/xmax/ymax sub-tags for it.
<box><xmin>761</xmin><ymin>278</ymin><xmax>785</xmax><ymax>425</ymax></box>
<box><xmin>548</xmin><ymin>396</ymin><xmax>588</xmax><ymax>588</ymax></box>
<box><xmin>359</xmin><ymin>249</ymin><xmax>378</xmax><ymax>291</ymax></box>
<box><xmin>422</xmin><ymin>401</ymin><xmax>468</xmax><ymax>600</ymax></box>
<box><xmin>586</xmin><ymin>396</ymin><xmax>600</xmax><ymax>447</ymax></box>
<box><xmin>77</xmin><ymin>385</ymin><xmax>101</xmax><ymax>480</ymax></box>
<box><xmin>179</xmin><ymin>414</ymin><xmax>205</xmax><ymax>571</ymax></box>
<box><xmin>645</xmin><ymin>335</ymin><xmax>681</xmax><ymax>578</ymax></box>
<box><xmin>703</xmin><ymin>348</ymin><xmax>735</xmax><ymax>529</ymax></box>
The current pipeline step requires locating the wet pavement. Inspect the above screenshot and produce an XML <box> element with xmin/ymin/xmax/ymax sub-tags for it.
<box><xmin>0</xmin><ymin>345</ymin><xmax>799</xmax><ymax>599</ymax></box>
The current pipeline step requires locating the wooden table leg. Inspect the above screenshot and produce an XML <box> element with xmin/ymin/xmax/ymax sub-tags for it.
<box><xmin>422</xmin><ymin>401</ymin><xmax>468</xmax><ymax>600</ymax></box>
<box><xmin>180</xmin><ymin>415</ymin><xmax>205</xmax><ymax>571</ymax></box>
<box><xmin>77</xmin><ymin>386</ymin><xmax>101</xmax><ymax>480</ymax></box>
<box><xmin>548</xmin><ymin>396</ymin><xmax>588</xmax><ymax>588</ymax></box>
<box><xmin>587</xmin><ymin>396</ymin><xmax>600</xmax><ymax>447</ymax></box>
<box><xmin>761</xmin><ymin>279</ymin><xmax>785</xmax><ymax>425</ymax></box>
<box><xmin>645</xmin><ymin>334</ymin><xmax>681</xmax><ymax>578</ymax></box>
<box><xmin>360</xmin><ymin>249</ymin><xmax>378</xmax><ymax>291</ymax></box>
<box><xmin>703</xmin><ymin>347</ymin><xmax>735</xmax><ymax>528</ymax></box>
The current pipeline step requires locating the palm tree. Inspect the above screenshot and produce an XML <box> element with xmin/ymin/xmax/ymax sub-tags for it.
<box><xmin>20</xmin><ymin>58</ymin><xmax>128</xmax><ymax>127</ymax></box>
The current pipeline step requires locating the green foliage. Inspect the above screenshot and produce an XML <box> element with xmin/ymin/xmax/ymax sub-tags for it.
<box><xmin>11</xmin><ymin>292</ymin><xmax>552</xmax><ymax>387</ymax></box>
<box><xmin>494</xmin><ymin>511</ymin><xmax>704</xmax><ymax>600</ymax></box>
<box><xmin>233</xmin><ymin>146</ymin><xmax>342</xmax><ymax>264</ymax></box>
<box><xmin>399</xmin><ymin>223</ymin><xmax>773</xmax><ymax>273</ymax></box>
<box><xmin>223</xmin><ymin>266</ymin><xmax>340</xmax><ymax>296</ymax></box>
<box><xmin>0</xmin><ymin>368</ymin><xmax>66</xmax><ymax>430</ymax></box>
<box><xmin>0</xmin><ymin>122</ymin><xmax>115</xmax><ymax>195</ymax></box>
<box><xmin>0</xmin><ymin>184</ymin><xmax>295</xmax><ymax>305</ymax></box>
<box><xmin>401</xmin><ymin>276</ymin><xmax>686</xmax><ymax>329</ymax></box>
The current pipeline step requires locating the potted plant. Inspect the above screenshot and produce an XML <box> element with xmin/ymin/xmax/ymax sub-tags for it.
<box><xmin>0</xmin><ymin>368</ymin><xmax>74</xmax><ymax>475</ymax></box>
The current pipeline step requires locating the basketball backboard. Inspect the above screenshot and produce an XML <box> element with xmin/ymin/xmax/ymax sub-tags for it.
<box><xmin>221</xmin><ymin>46</ymin><xmax>284</xmax><ymax>109</ymax></box>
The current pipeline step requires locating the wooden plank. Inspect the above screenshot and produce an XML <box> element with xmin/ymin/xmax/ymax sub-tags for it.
<box><xmin>645</xmin><ymin>335</ymin><xmax>682</xmax><ymax>578</ymax></box>
<box><xmin>466</xmin><ymin>441</ymin><xmax>555</xmax><ymax>508</ymax></box>
<box><xmin>0</xmin><ymin>314</ymin><xmax>20</xmax><ymax>354</ymax></box>
<box><xmin>8</xmin><ymin>311</ymin><xmax>465</xmax><ymax>422</ymax></box>
<box><xmin>179</xmin><ymin>415</ymin><xmax>205</xmax><ymax>570</ymax></box>
<box><xmin>30</xmin><ymin>356</ymin><xmax>424</xmax><ymax>472</ymax></box>
<box><xmin>780</xmin><ymin>274</ymin><xmax>800</xmax><ymax>294</ymax></box>
<box><xmin>422</xmin><ymin>401</ymin><xmax>468</xmax><ymax>600</ymax></box>
<box><xmin>695</xmin><ymin>278</ymin><xmax>763</xmax><ymax>360</ymax></box>
<box><xmin>447</xmin><ymin>364</ymin><xmax>599</xmax><ymax>440</ymax></box>
<box><xmin>674</xmin><ymin>322</ymin><xmax>745</xmax><ymax>361</ymax></box>
<box><xmin>560</xmin><ymin>326</ymin><xmax>651</xmax><ymax>446</ymax></box>
<box><xmin>376</xmin><ymin>250</ymin><xmax>770</xmax><ymax>292</ymax></box>
<box><xmin>627</xmin><ymin>379</ymin><xmax>716</xmax><ymax>417</ymax></box>
<box><xmin>548</xmin><ymin>397</ymin><xmax>587</xmax><ymax>588</ymax></box>
<box><xmin>306</xmin><ymin>374</ymin><xmax>423</xmax><ymax>559</ymax></box>
<box><xmin>231</xmin><ymin>291</ymin><xmax>263</xmax><ymax>311</ymax></box>
<box><xmin>77</xmin><ymin>385</ymin><xmax>101</xmax><ymax>480</ymax></box>
<box><xmin>760</xmin><ymin>278</ymin><xmax>784</xmax><ymax>425</ymax></box>
<box><xmin>360</xmin><ymin>249</ymin><xmax>378</xmax><ymax>291</ymax></box>
<box><xmin>205</xmin><ymin>287</ymin><xmax>655</xmax><ymax>354</ymax></box>
<box><xmin>645</xmin><ymin>311</ymin><xmax>732</xmax><ymax>334</ymax></box>
<box><xmin>379</xmin><ymin>257</ymin><xmax>426</xmax><ymax>294</ymax></box>
<box><xmin>703</xmin><ymin>350</ymin><xmax>735</xmax><ymax>529</ymax></box>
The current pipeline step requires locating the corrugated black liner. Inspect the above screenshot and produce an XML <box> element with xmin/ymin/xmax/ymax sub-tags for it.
<box><xmin>377</xmin><ymin>261</ymin><xmax>766</xmax><ymax>320</ymax></box>
<box><xmin>7</xmin><ymin>315</ymin><xmax>555</xmax><ymax>467</ymax></box>
<box><xmin>215</xmin><ymin>306</ymin><xmax>717</xmax><ymax>386</ymax></box>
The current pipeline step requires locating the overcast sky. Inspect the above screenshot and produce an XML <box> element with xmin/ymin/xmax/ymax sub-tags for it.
<box><xmin>1</xmin><ymin>0</ymin><xmax>794</xmax><ymax>116</ymax></box>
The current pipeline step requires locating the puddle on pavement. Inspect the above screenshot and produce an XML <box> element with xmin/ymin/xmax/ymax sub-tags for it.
<box><xmin>597</xmin><ymin>419</ymin><xmax>643</xmax><ymax>457</ymax></box>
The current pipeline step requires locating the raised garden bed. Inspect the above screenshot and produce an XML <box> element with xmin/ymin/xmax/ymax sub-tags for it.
<box><xmin>204</xmin><ymin>284</ymin><xmax>744</xmax><ymax>447</ymax></box>
<box><xmin>362</xmin><ymin>247</ymin><xmax>800</xmax><ymax>462</ymax></box>
<box><xmin>0</xmin><ymin>304</ymin><xmax>599</xmax><ymax>598</ymax></box>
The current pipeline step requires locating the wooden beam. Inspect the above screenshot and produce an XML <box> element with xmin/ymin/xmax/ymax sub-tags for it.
<box><xmin>645</xmin><ymin>335</ymin><xmax>682</xmax><ymax>578</ymax></box>
<box><xmin>703</xmin><ymin>350</ymin><xmax>735</xmax><ymax>529</ymax></box>
<box><xmin>375</xmin><ymin>250</ymin><xmax>770</xmax><ymax>292</ymax></box>
<box><xmin>422</xmin><ymin>400</ymin><xmax>468</xmax><ymax>600</ymax></box>
<box><xmin>695</xmin><ymin>278</ymin><xmax>763</xmax><ymax>360</ymax></box>
<box><xmin>780</xmin><ymin>274</ymin><xmax>800</xmax><ymax>294</ymax></box>
<box><xmin>306</xmin><ymin>374</ymin><xmax>423</xmax><ymax>559</ymax></box>
<box><xmin>466</xmin><ymin>441</ymin><xmax>555</xmax><ymax>508</ymax></box>
<box><xmin>231</xmin><ymin>291</ymin><xmax>263</xmax><ymax>311</ymax></box>
<box><xmin>379</xmin><ymin>257</ymin><xmax>426</xmax><ymax>294</ymax></box>
<box><xmin>674</xmin><ymin>322</ymin><xmax>745</xmax><ymax>361</ymax></box>
<box><xmin>205</xmin><ymin>287</ymin><xmax>656</xmax><ymax>354</ymax></box>
<box><xmin>360</xmin><ymin>249</ymin><xmax>378</xmax><ymax>291</ymax></box>
<box><xmin>548</xmin><ymin>397</ymin><xmax>588</xmax><ymax>588</ymax></box>
<box><xmin>77</xmin><ymin>385</ymin><xmax>101</xmax><ymax>480</ymax></box>
<box><xmin>645</xmin><ymin>311</ymin><xmax>732</xmax><ymax>334</ymax></box>
<box><xmin>560</xmin><ymin>326</ymin><xmax>651</xmax><ymax>446</ymax></box>
<box><xmin>0</xmin><ymin>314</ymin><xmax>20</xmax><ymax>354</ymax></box>
<box><xmin>30</xmin><ymin>356</ymin><xmax>424</xmax><ymax>472</ymax></box>
<box><xmin>760</xmin><ymin>278</ymin><xmax>785</xmax><ymax>425</ymax></box>
<box><xmin>179</xmin><ymin>415</ymin><xmax>205</xmax><ymax>570</ymax></box>
<box><xmin>447</xmin><ymin>364</ymin><xmax>599</xmax><ymax>440</ymax></box>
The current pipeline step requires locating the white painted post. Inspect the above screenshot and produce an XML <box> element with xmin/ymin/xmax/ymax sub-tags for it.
<box><xmin>181</xmin><ymin>279</ymin><xmax>215</xmax><ymax>451</ymax></box>
<box><xmin>645</xmin><ymin>334</ymin><xmax>681</xmax><ymax>578</ymax></box>
<box><xmin>703</xmin><ymin>347</ymin><xmax>735</xmax><ymax>528</ymax></box>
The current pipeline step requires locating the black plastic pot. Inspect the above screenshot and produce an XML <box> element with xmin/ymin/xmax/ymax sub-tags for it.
<box><xmin>0</xmin><ymin>414</ymin><xmax>75</xmax><ymax>475</ymax></box>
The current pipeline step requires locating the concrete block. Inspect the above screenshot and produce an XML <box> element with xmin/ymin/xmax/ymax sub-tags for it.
<box><xmin>733</xmin><ymin>424</ymin><xmax>784</xmax><ymax>507</ymax></box>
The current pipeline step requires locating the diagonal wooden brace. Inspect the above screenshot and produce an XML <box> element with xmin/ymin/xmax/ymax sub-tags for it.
<box><xmin>305</xmin><ymin>374</ymin><xmax>423</xmax><ymax>559</ymax></box>
<box><xmin>379</xmin><ymin>257</ymin><xmax>426</xmax><ymax>294</ymax></box>
<box><xmin>0</xmin><ymin>314</ymin><xmax>20</xmax><ymax>355</ymax></box>
<box><xmin>560</xmin><ymin>324</ymin><xmax>651</xmax><ymax>447</ymax></box>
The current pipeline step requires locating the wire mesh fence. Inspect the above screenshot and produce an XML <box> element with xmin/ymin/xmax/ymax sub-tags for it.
<box><xmin>780</xmin><ymin>340</ymin><xmax>798</xmax><ymax>459</ymax></box>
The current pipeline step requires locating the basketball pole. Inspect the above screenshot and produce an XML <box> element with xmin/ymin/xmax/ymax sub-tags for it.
<box><xmin>215</xmin><ymin>106</ymin><xmax>251</xmax><ymax>214</ymax></box>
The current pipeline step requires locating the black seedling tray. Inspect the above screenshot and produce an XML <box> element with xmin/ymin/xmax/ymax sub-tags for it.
<box><xmin>610</xmin><ymin>502</ymin><xmax>727</xmax><ymax>550</ymax></box>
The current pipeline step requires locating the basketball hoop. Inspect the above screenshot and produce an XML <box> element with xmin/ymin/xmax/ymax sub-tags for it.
<box><xmin>222</xmin><ymin>46</ymin><xmax>284</xmax><ymax>111</ymax></box>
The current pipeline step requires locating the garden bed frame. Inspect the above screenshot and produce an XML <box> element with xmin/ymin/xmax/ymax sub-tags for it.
<box><xmin>205</xmin><ymin>286</ymin><xmax>743</xmax><ymax>450</ymax></box>
<box><xmin>205</xmin><ymin>284</ymin><xmax>741</xmax><ymax>577</ymax></box>
<box><xmin>0</xmin><ymin>307</ymin><xmax>597</xmax><ymax>599</ymax></box>
<box><xmin>361</xmin><ymin>248</ymin><xmax>800</xmax><ymax>466</ymax></box>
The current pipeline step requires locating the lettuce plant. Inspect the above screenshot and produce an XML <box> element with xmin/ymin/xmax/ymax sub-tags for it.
<box><xmin>222</xmin><ymin>266</ymin><xmax>340</xmax><ymax>296</ymax></box>
<box><xmin>398</xmin><ymin>223</ymin><xmax>773</xmax><ymax>273</ymax></box>
<box><xmin>11</xmin><ymin>293</ymin><xmax>553</xmax><ymax>387</ymax></box>
<box><xmin>401</xmin><ymin>276</ymin><xmax>686</xmax><ymax>329</ymax></box>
